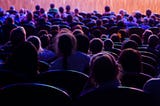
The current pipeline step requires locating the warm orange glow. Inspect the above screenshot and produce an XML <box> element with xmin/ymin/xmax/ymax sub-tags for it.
<box><xmin>0</xmin><ymin>0</ymin><xmax>160</xmax><ymax>14</ymax></box>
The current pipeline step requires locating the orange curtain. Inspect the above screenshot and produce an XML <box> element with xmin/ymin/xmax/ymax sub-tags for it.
<box><xmin>0</xmin><ymin>0</ymin><xmax>159</xmax><ymax>14</ymax></box>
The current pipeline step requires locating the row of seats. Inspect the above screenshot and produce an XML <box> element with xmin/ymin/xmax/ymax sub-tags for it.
<box><xmin>0</xmin><ymin>69</ymin><xmax>156</xmax><ymax>106</ymax></box>
<box><xmin>0</xmin><ymin>70</ymin><xmax>89</xmax><ymax>101</ymax></box>
<box><xmin>0</xmin><ymin>82</ymin><xmax>154</xmax><ymax>106</ymax></box>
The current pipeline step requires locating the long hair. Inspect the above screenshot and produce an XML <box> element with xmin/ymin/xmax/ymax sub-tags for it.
<box><xmin>55</xmin><ymin>32</ymin><xmax>77</xmax><ymax>69</ymax></box>
<box><xmin>6</xmin><ymin>42</ymin><xmax>38</xmax><ymax>78</ymax></box>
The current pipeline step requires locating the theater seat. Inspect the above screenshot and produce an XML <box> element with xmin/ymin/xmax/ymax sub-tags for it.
<box><xmin>37</xmin><ymin>69</ymin><xmax>89</xmax><ymax>100</ymax></box>
<box><xmin>74</xmin><ymin>86</ymin><xmax>154</xmax><ymax>106</ymax></box>
<box><xmin>0</xmin><ymin>83</ymin><xmax>72</xmax><ymax>106</ymax></box>
<box><xmin>128</xmin><ymin>27</ymin><xmax>145</xmax><ymax>37</ymax></box>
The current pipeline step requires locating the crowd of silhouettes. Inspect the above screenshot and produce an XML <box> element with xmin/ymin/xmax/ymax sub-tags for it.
<box><xmin>0</xmin><ymin>3</ymin><xmax>159</xmax><ymax>106</ymax></box>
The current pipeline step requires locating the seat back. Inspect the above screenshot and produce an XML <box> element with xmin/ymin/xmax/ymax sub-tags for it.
<box><xmin>148</xmin><ymin>27</ymin><xmax>160</xmax><ymax>35</ymax></box>
<box><xmin>22</xmin><ymin>24</ymin><xmax>36</xmax><ymax>38</ymax></box>
<box><xmin>108</xmin><ymin>26</ymin><xmax>119</xmax><ymax>36</ymax></box>
<box><xmin>128</xmin><ymin>27</ymin><xmax>145</xmax><ymax>37</ymax></box>
<box><xmin>141</xmin><ymin>55</ymin><xmax>158</xmax><ymax>67</ymax></box>
<box><xmin>0</xmin><ymin>69</ymin><xmax>23</xmax><ymax>87</ymax></box>
<box><xmin>38</xmin><ymin>60</ymin><xmax>51</xmax><ymax>73</ymax></box>
<box><xmin>140</xmin><ymin>51</ymin><xmax>158</xmax><ymax>61</ymax></box>
<box><xmin>75</xmin><ymin>86</ymin><xmax>154</xmax><ymax>106</ymax></box>
<box><xmin>0</xmin><ymin>83</ymin><xmax>72</xmax><ymax>106</ymax></box>
<box><xmin>111</xmin><ymin>48</ymin><xmax>121</xmax><ymax>55</ymax></box>
<box><xmin>142</xmin><ymin>62</ymin><xmax>158</xmax><ymax>77</ymax></box>
<box><xmin>121</xmin><ymin>72</ymin><xmax>152</xmax><ymax>89</ymax></box>
<box><xmin>107</xmin><ymin>51</ymin><xmax>119</xmax><ymax>60</ymax></box>
<box><xmin>37</xmin><ymin>69</ymin><xmax>89</xmax><ymax>100</ymax></box>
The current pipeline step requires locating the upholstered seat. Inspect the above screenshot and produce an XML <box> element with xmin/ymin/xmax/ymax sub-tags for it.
<box><xmin>37</xmin><ymin>69</ymin><xmax>89</xmax><ymax>100</ymax></box>
<box><xmin>74</xmin><ymin>86</ymin><xmax>154</xmax><ymax>106</ymax></box>
<box><xmin>0</xmin><ymin>83</ymin><xmax>72</xmax><ymax>106</ymax></box>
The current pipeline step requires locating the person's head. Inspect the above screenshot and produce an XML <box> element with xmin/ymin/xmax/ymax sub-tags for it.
<box><xmin>26</xmin><ymin>11</ymin><xmax>33</xmax><ymax>21</ymax></box>
<box><xmin>119</xmin><ymin>9</ymin><xmax>126</xmax><ymax>16</ymax></box>
<box><xmin>5</xmin><ymin>17</ymin><xmax>14</xmax><ymax>24</ymax></box>
<box><xmin>59</xmin><ymin>28</ymin><xmax>72</xmax><ymax>34</ymax></box>
<box><xmin>118</xmin><ymin>29</ymin><xmax>128</xmax><ymax>42</ymax></box>
<box><xmin>27</xmin><ymin>35</ymin><xmax>43</xmax><ymax>53</ymax></box>
<box><xmin>89</xmin><ymin>38</ymin><xmax>104</xmax><ymax>54</ymax></box>
<box><xmin>121</xmin><ymin>39</ymin><xmax>138</xmax><ymax>50</ymax></box>
<box><xmin>91</xmin><ymin>29</ymin><xmax>102</xmax><ymax>38</ymax></box>
<box><xmin>89</xmin><ymin>52</ymin><xmax>120</xmax><ymax>85</ymax></box>
<box><xmin>55</xmin><ymin>32</ymin><xmax>77</xmax><ymax>70</ymax></box>
<box><xmin>35</xmin><ymin>4</ymin><xmax>40</xmax><ymax>11</ymax></box>
<box><xmin>128</xmin><ymin>15</ymin><xmax>134</xmax><ymax>22</ymax></box>
<box><xmin>134</xmin><ymin>11</ymin><xmax>142</xmax><ymax>20</ymax></box>
<box><xmin>148</xmin><ymin>18</ymin><xmax>155</xmax><ymax>27</ymax></box>
<box><xmin>142</xmin><ymin>29</ymin><xmax>153</xmax><ymax>44</ymax></box>
<box><xmin>10</xmin><ymin>6</ymin><xmax>15</xmax><ymax>10</ymax></box>
<box><xmin>39</xmin><ymin>34</ymin><xmax>50</xmax><ymax>48</ymax></box>
<box><xmin>129</xmin><ymin>34</ymin><xmax>142</xmax><ymax>46</ymax></box>
<box><xmin>148</xmin><ymin>34</ymin><xmax>159</xmax><ymax>48</ymax></box>
<box><xmin>118</xmin><ymin>48</ymin><xmax>142</xmax><ymax>73</ymax></box>
<box><xmin>116</xmin><ymin>14</ymin><xmax>122</xmax><ymax>21</ymax></box>
<box><xmin>104</xmin><ymin>5</ymin><xmax>110</xmax><ymax>12</ymax></box>
<box><xmin>59</xmin><ymin>6</ymin><xmax>64</xmax><ymax>13</ymax></box>
<box><xmin>75</xmin><ymin>34</ymin><xmax>89</xmax><ymax>53</ymax></box>
<box><xmin>37</xmin><ymin>30</ymin><xmax>48</xmax><ymax>37</ymax></box>
<box><xmin>0</xmin><ymin>8</ymin><xmax>4</xmax><ymax>17</ymax></box>
<box><xmin>55</xmin><ymin>32</ymin><xmax>77</xmax><ymax>57</ymax></box>
<box><xmin>72</xmin><ymin>24</ymin><xmax>82</xmax><ymax>31</ymax></box>
<box><xmin>146</xmin><ymin>9</ymin><xmax>152</xmax><ymax>17</ymax></box>
<box><xmin>66</xmin><ymin>5</ymin><xmax>71</xmax><ymax>12</ymax></box>
<box><xmin>10</xmin><ymin>26</ymin><xmax>26</xmax><ymax>46</ymax></box>
<box><xmin>74</xmin><ymin>8</ymin><xmax>79</xmax><ymax>14</ymax></box>
<box><xmin>104</xmin><ymin>39</ymin><xmax>114</xmax><ymax>51</ymax></box>
<box><xmin>66</xmin><ymin>15</ymin><xmax>73</xmax><ymax>23</ymax></box>
<box><xmin>100</xmin><ymin>34</ymin><xmax>107</xmax><ymax>41</ymax></box>
<box><xmin>110</xmin><ymin>33</ymin><xmax>120</xmax><ymax>42</ymax></box>
<box><xmin>50</xmin><ymin>25</ymin><xmax>60</xmax><ymax>37</ymax></box>
<box><xmin>117</xmin><ymin>20</ymin><xmax>126</xmax><ymax>29</ymax></box>
<box><xmin>96</xmin><ymin>19</ymin><xmax>103</xmax><ymax>26</ymax></box>
<box><xmin>73</xmin><ymin>28</ymin><xmax>84</xmax><ymax>36</ymax></box>
<box><xmin>6</xmin><ymin>42</ymin><xmax>38</xmax><ymax>77</ymax></box>
<box><xmin>50</xmin><ymin>3</ymin><xmax>55</xmax><ymax>8</ymax></box>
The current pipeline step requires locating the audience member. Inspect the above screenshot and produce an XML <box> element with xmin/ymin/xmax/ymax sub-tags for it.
<box><xmin>5</xmin><ymin>41</ymin><xmax>38</xmax><ymax>82</ymax></box>
<box><xmin>74</xmin><ymin>34</ymin><xmax>89</xmax><ymax>54</ymax></box>
<box><xmin>0</xmin><ymin>26</ymin><xmax>26</xmax><ymax>62</ymax></box>
<box><xmin>121</xmin><ymin>39</ymin><xmax>138</xmax><ymax>50</ymax></box>
<box><xmin>1</xmin><ymin>17</ymin><xmax>17</xmax><ymax>44</ymax></box>
<box><xmin>142</xmin><ymin>29</ymin><xmax>153</xmax><ymax>45</ymax></box>
<box><xmin>27</xmin><ymin>35</ymin><xmax>56</xmax><ymax>63</ymax></box>
<box><xmin>81</xmin><ymin>52</ymin><xmax>121</xmax><ymax>95</ymax></box>
<box><xmin>143</xmin><ymin>78</ymin><xmax>160</xmax><ymax>106</ymax></box>
<box><xmin>118</xmin><ymin>48</ymin><xmax>152</xmax><ymax>89</ymax></box>
<box><xmin>49</xmin><ymin>32</ymin><xmax>90</xmax><ymax>74</ymax></box>
<box><xmin>0</xmin><ymin>4</ymin><xmax>159</xmax><ymax>106</ymax></box>
<box><xmin>89</xmin><ymin>38</ymin><xmax>104</xmax><ymax>55</ymax></box>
